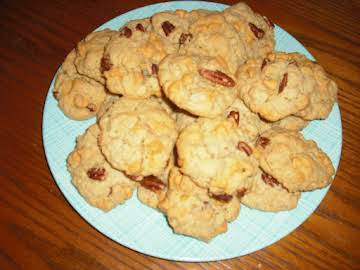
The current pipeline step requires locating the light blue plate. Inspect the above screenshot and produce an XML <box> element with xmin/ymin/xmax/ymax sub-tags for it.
<box><xmin>42</xmin><ymin>1</ymin><xmax>342</xmax><ymax>262</ymax></box>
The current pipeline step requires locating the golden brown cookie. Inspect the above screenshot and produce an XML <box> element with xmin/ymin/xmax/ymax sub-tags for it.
<box><xmin>67</xmin><ymin>124</ymin><xmax>136</xmax><ymax>211</ymax></box>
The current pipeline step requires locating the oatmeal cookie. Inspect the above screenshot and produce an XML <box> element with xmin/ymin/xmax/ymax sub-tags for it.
<box><xmin>159</xmin><ymin>168</ymin><xmax>240</xmax><ymax>241</ymax></box>
<box><xmin>102</xmin><ymin>21</ymin><xmax>176</xmax><ymax>98</ymax></box>
<box><xmin>254</xmin><ymin>127</ymin><xmax>335</xmax><ymax>192</ymax></box>
<box><xmin>99</xmin><ymin>97</ymin><xmax>178</xmax><ymax>178</ymax></box>
<box><xmin>159</xmin><ymin>53</ymin><xmax>237</xmax><ymax>117</ymax></box>
<box><xmin>237</xmin><ymin>52</ymin><xmax>310</xmax><ymax>121</ymax></box>
<box><xmin>223</xmin><ymin>2</ymin><xmax>275</xmax><ymax>59</ymax></box>
<box><xmin>67</xmin><ymin>124</ymin><xmax>136</xmax><ymax>211</ymax></box>
<box><xmin>53</xmin><ymin>49</ymin><xmax>106</xmax><ymax>120</ymax></box>
<box><xmin>75</xmin><ymin>29</ymin><xmax>117</xmax><ymax>83</ymax></box>
<box><xmin>176</xmin><ymin>118</ymin><xmax>257</xmax><ymax>196</ymax></box>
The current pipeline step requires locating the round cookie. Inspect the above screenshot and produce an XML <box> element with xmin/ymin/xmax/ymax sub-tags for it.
<box><xmin>223</xmin><ymin>2</ymin><xmax>275</xmax><ymax>59</ymax></box>
<box><xmin>236</xmin><ymin>52</ymin><xmax>311</xmax><ymax>121</ymax></box>
<box><xmin>291</xmin><ymin>58</ymin><xmax>337</xmax><ymax>120</ymax></box>
<box><xmin>254</xmin><ymin>127</ymin><xmax>335</xmax><ymax>192</ymax></box>
<box><xmin>102</xmin><ymin>21</ymin><xmax>176</xmax><ymax>98</ymax></box>
<box><xmin>176</xmin><ymin>117</ymin><xmax>257</xmax><ymax>196</ymax></box>
<box><xmin>159</xmin><ymin>53</ymin><xmax>238</xmax><ymax>117</ymax></box>
<box><xmin>67</xmin><ymin>124</ymin><xmax>136</xmax><ymax>211</ymax></box>
<box><xmin>241</xmin><ymin>169</ymin><xmax>301</xmax><ymax>212</ymax></box>
<box><xmin>99</xmin><ymin>97</ymin><xmax>178</xmax><ymax>178</ymax></box>
<box><xmin>53</xmin><ymin>49</ymin><xmax>107</xmax><ymax>120</ymax></box>
<box><xmin>268</xmin><ymin>115</ymin><xmax>309</xmax><ymax>131</ymax></box>
<box><xmin>159</xmin><ymin>168</ymin><xmax>240</xmax><ymax>242</ymax></box>
<box><xmin>75</xmin><ymin>29</ymin><xmax>117</xmax><ymax>84</ymax></box>
<box><xmin>182</xmin><ymin>12</ymin><xmax>247</xmax><ymax>73</ymax></box>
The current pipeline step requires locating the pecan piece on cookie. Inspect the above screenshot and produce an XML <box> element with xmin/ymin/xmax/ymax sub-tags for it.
<box><xmin>87</xmin><ymin>167</ymin><xmax>106</xmax><ymax>181</ymax></box>
<box><xmin>237</xmin><ymin>141</ymin><xmax>252</xmax><ymax>156</ymax></box>
<box><xmin>198</xmin><ymin>68</ymin><xmax>236</xmax><ymax>87</ymax></box>
<box><xmin>161</xmin><ymin>21</ymin><xmax>175</xmax><ymax>36</ymax></box>
<box><xmin>179</xmin><ymin>32</ymin><xmax>193</xmax><ymax>44</ymax></box>
<box><xmin>261</xmin><ymin>172</ymin><xmax>280</xmax><ymax>187</ymax></box>
<box><xmin>248</xmin><ymin>23</ymin><xmax>265</xmax><ymax>39</ymax></box>
<box><xmin>86</xmin><ymin>103</ymin><xmax>97</xmax><ymax>112</ymax></box>
<box><xmin>256</xmin><ymin>136</ymin><xmax>270</xmax><ymax>148</ymax></box>
<box><xmin>141</xmin><ymin>176</ymin><xmax>166</xmax><ymax>192</ymax></box>
<box><xmin>261</xmin><ymin>58</ymin><xmax>271</xmax><ymax>71</ymax></box>
<box><xmin>119</xmin><ymin>26</ymin><xmax>132</xmax><ymax>38</ymax></box>
<box><xmin>135</xmin><ymin>23</ymin><xmax>145</xmax><ymax>32</ymax></box>
<box><xmin>100</xmin><ymin>54</ymin><xmax>112</xmax><ymax>73</ymax></box>
<box><xmin>279</xmin><ymin>73</ymin><xmax>288</xmax><ymax>93</ymax></box>
<box><xmin>151</xmin><ymin>63</ymin><xmax>159</xmax><ymax>76</ymax></box>
<box><xmin>209</xmin><ymin>192</ymin><xmax>233</xmax><ymax>203</ymax></box>
<box><xmin>236</xmin><ymin>188</ymin><xmax>247</xmax><ymax>199</ymax></box>
<box><xmin>227</xmin><ymin>111</ymin><xmax>240</xmax><ymax>125</ymax></box>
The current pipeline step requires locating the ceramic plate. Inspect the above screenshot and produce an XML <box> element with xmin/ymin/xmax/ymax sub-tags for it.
<box><xmin>42</xmin><ymin>1</ymin><xmax>342</xmax><ymax>262</ymax></box>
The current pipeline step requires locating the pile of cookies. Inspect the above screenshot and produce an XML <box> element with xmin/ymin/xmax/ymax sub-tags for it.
<box><xmin>54</xmin><ymin>2</ymin><xmax>338</xmax><ymax>241</ymax></box>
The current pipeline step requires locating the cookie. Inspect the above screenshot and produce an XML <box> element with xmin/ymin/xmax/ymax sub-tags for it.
<box><xmin>75</xmin><ymin>29</ymin><xmax>117</xmax><ymax>84</ymax></box>
<box><xmin>103</xmin><ymin>20</ymin><xmax>176</xmax><ymax>98</ymax></box>
<box><xmin>223</xmin><ymin>2</ymin><xmax>275</xmax><ymax>59</ymax></box>
<box><xmin>99</xmin><ymin>97</ymin><xmax>178</xmax><ymax>178</ymax></box>
<box><xmin>159</xmin><ymin>53</ymin><xmax>237</xmax><ymax>117</ymax></box>
<box><xmin>67</xmin><ymin>124</ymin><xmax>136</xmax><ymax>211</ymax></box>
<box><xmin>159</xmin><ymin>168</ymin><xmax>240</xmax><ymax>241</ymax></box>
<box><xmin>181</xmin><ymin>12</ymin><xmax>247</xmax><ymax>73</ymax></box>
<box><xmin>293</xmin><ymin>60</ymin><xmax>337</xmax><ymax>120</ymax></box>
<box><xmin>237</xmin><ymin>52</ymin><xmax>310</xmax><ymax>121</ymax></box>
<box><xmin>241</xmin><ymin>169</ymin><xmax>301</xmax><ymax>211</ymax></box>
<box><xmin>96</xmin><ymin>93</ymin><xmax>120</xmax><ymax>120</ymax></box>
<box><xmin>53</xmin><ymin>49</ymin><xmax>107</xmax><ymax>120</ymax></box>
<box><xmin>254</xmin><ymin>127</ymin><xmax>335</xmax><ymax>192</ymax></box>
<box><xmin>176</xmin><ymin>117</ymin><xmax>257</xmax><ymax>197</ymax></box>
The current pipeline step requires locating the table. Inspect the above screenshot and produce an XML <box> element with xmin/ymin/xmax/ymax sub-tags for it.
<box><xmin>0</xmin><ymin>0</ymin><xmax>359</xmax><ymax>269</ymax></box>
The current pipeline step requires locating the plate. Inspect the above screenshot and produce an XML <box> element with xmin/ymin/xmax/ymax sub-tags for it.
<box><xmin>42</xmin><ymin>1</ymin><xmax>342</xmax><ymax>262</ymax></box>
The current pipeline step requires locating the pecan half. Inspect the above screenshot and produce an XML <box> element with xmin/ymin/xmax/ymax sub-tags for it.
<box><xmin>261</xmin><ymin>172</ymin><xmax>280</xmax><ymax>187</ymax></box>
<box><xmin>209</xmin><ymin>192</ymin><xmax>233</xmax><ymax>203</ymax></box>
<box><xmin>136</xmin><ymin>23</ymin><xmax>145</xmax><ymax>32</ymax></box>
<box><xmin>279</xmin><ymin>73</ymin><xmax>288</xmax><ymax>93</ymax></box>
<box><xmin>86</xmin><ymin>103</ymin><xmax>96</xmax><ymax>112</ymax></box>
<box><xmin>263</xmin><ymin>16</ymin><xmax>275</xmax><ymax>28</ymax></box>
<box><xmin>141</xmin><ymin>176</ymin><xmax>166</xmax><ymax>192</ymax></box>
<box><xmin>179</xmin><ymin>32</ymin><xmax>193</xmax><ymax>44</ymax></box>
<box><xmin>87</xmin><ymin>167</ymin><xmax>106</xmax><ymax>181</ymax></box>
<box><xmin>238</xmin><ymin>141</ymin><xmax>252</xmax><ymax>156</ymax></box>
<box><xmin>249</xmin><ymin>23</ymin><xmax>265</xmax><ymax>39</ymax></box>
<box><xmin>227</xmin><ymin>111</ymin><xmax>240</xmax><ymax>125</ymax></box>
<box><xmin>100</xmin><ymin>55</ymin><xmax>112</xmax><ymax>73</ymax></box>
<box><xmin>256</xmin><ymin>136</ymin><xmax>270</xmax><ymax>148</ymax></box>
<box><xmin>236</xmin><ymin>188</ymin><xmax>247</xmax><ymax>199</ymax></box>
<box><xmin>161</xmin><ymin>21</ymin><xmax>175</xmax><ymax>36</ymax></box>
<box><xmin>198</xmin><ymin>68</ymin><xmax>236</xmax><ymax>87</ymax></box>
<box><xmin>119</xmin><ymin>26</ymin><xmax>132</xmax><ymax>38</ymax></box>
<box><xmin>151</xmin><ymin>63</ymin><xmax>159</xmax><ymax>75</ymax></box>
<box><xmin>261</xmin><ymin>58</ymin><xmax>271</xmax><ymax>71</ymax></box>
